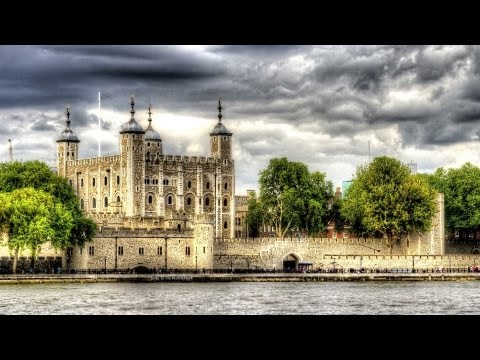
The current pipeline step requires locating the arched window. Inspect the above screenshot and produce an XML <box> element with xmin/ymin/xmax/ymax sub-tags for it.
<box><xmin>187</xmin><ymin>180</ymin><xmax>191</xmax><ymax>189</ymax></box>
<box><xmin>187</xmin><ymin>197</ymin><xmax>191</xmax><ymax>206</ymax></box>
<box><xmin>117</xmin><ymin>175</ymin><xmax>120</xmax><ymax>185</ymax></box>
<box><xmin>224</xmin><ymin>221</ymin><xmax>228</xmax><ymax>229</ymax></box>
<box><xmin>104</xmin><ymin>176</ymin><xmax>108</xmax><ymax>186</ymax></box>
<box><xmin>224</xmin><ymin>182</ymin><xmax>228</xmax><ymax>190</ymax></box>
<box><xmin>223</xmin><ymin>198</ymin><xmax>228</xmax><ymax>207</ymax></box>
<box><xmin>80</xmin><ymin>178</ymin><xmax>84</xmax><ymax>187</ymax></box>
<box><xmin>104</xmin><ymin>197</ymin><xmax>108</xmax><ymax>208</ymax></box>
<box><xmin>206</xmin><ymin>182</ymin><xmax>210</xmax><ymax>189</ymax></box>
<box><xmin>69</xmin><ymin>179</ymin><xmax>73</xmax><ymax>186</ymax></box>
<box><xmin>148</xmin><ymin>195</ymin><xmax>153</xmax><ymax>204</ymax></box>
<box><xmin>168</xmin><ymin>195</ymin><xmax>172</xmax><ymax>205</ymax></box>
<box><xmin>205</xmin><ymin>197</ymin><xmax>210</xmax><ymax>206</ymax></box>
<box><xmin>92</xmin><ymin>178</ymin><xmax>96</xmax><ymax>187</ymax></box>
<box><xmin>92</xmin><ymin>198</ymin><xmax>96</xmax><ymax>209</ymax></box>
<box><xmin>116</xmin><ymin>196</ymin><xmax>120</xmax><ymax>203</ymax></box>
<box><xmin>80</xmin><ymin>199</ymin><xmax>84</xmax><ymax>210</ymax></box>
<box><xmin>147</xmin><ymin>151</ymin><xmax>150</xmax><ymax>159</ymax></box>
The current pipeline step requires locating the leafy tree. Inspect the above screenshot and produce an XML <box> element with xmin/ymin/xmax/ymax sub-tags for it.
<box><xmin>258</xmin><ymin>157</ymin><xmax>334</xmax><ymax>238</ymax></box>
<box><xmin>0</xmin><ymin>188</ymin><xmax>73</xmax><ymax>272</ymax></box>
<box><xmin>246</xmin><ymin>196</ymin><xmax>265</xmax><ymax>237</ymax></box>
<box><xmin>341</xmin><ymin>156</ymin><xmax>437</xmax><ymax>252</ymax></box>
<box><xmin>421</xmin><ymin>163</ymin><xmax>480</xmax><ymax>239</ymax></box>
<box><xmin>0</xmin><ymin>161</ymin><xmax>97</xmax><ymax>267</ymax></box>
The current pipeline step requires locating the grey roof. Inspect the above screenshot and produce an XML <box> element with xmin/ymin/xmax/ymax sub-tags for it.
<box><xmin>120</xmin><ymin>96</ymin><xmax>145</xmax><ymax>134</ymax></box>
<box><xmin>120</xmin><ymin>118</ymin><xmax>145</xmax><ymax>134</ymax></box>
<box><xmin>210</xmin><ymin>121</ymin><xmax>233</xmax><ymax>136</ymax></box>
<box><xmin>57</xmin><ymin>107</ymin><xmax>80</xmax><ymax>143</ymax></box>
<box><xmin>145</xmin><ymin>121</ymin><xmax>161</xmax><ymax>141</ymax></box>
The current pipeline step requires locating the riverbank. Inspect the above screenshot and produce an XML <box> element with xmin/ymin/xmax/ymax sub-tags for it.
<box><xmin>1</xmin><ymin>272</ymin><xmax>480</xmax><ymax>284</ymax></box>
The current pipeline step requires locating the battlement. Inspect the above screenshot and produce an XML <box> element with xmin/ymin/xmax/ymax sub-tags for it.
<box><xmin>69</xmin><ymin>155</ymin><xmax>121</xmax><ymax>166</ymax></box>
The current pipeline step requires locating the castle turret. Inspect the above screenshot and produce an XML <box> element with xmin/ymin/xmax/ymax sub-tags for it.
<box><xmin>57</xmin><ymin>106</ymin><xmax>80</xmax><ymax>177</ymax></box>
<box><xmin>209</xmin><ymin>98</ymin><xmax>232</xmax><ymax>159</ymax></box>
<box><xmin>119</xmin><ymin>96</ymin><xmax>145</xmax><ymax>217</ymax></box>
<box><xmin>144</xmin><ymin>104</ymin><xmax>162</xmax><ymax>159</ymax></box>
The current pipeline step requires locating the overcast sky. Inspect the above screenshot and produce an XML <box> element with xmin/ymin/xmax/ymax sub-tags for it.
<box><xmin>1</xmin><ymin>45</ymin><xmax>480</xmax><ymax>194</ymax></box>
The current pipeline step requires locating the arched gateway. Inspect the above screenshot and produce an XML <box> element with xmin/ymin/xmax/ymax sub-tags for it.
<box><xmin>283</xmin><ymin>254</ymin><xmax>299</xmax><ymax>272</ymax></box>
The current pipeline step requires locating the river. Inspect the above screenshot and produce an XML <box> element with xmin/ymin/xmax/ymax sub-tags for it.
<box><xmin>0</xmin><ymin>281</ymin><xmax>478</xmax><ymax>314</ymax></box>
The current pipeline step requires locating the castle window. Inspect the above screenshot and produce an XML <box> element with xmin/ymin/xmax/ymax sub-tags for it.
<box><xmin>163</xmin><ymin>179</ymin><xmax>169</xmax><ymax>185</ymax></box>
<box><xmin>80</xmin><ymin>199</ymin><xmax>84</xmax><ymax>210</ymax></box>
<box><xmin>148</xmin><ymin>195</ymin><xmax>153</xmax><ymax>204</ymax></box>
<box><xmin>72</xmin><ymin>151</ymin><xmax>74</xmax><ymax>157</ymax></box>
<box><xmin>69</xmin><ymin>179</ymin><xmax>73</xmax><ymax>186</ymax></box>
<box><xmin>104</xmin><ymin>197</ymin><xmax>108</xmax><ymax>208</ymax></box>
<box><xmin>187</xmin><ymin>180</ymin><xmax>191</xmax><ymax>189</ymax></box>
<box><xmin>136</xmin><ymin>186</ymin><xmax>139</xmax><ymax>192</ymax></box>
<box><xmin>80</xmin><ymin>248</ymin><xmax>83</xmax><ymax>255</ymax></box>
<box><xmin>199</xmin><ymin>198</ymin><xmax>202</xmax><ymax>205</ymax></box>
<box><xmin>67</xmin><ymin>248</ymin><xmax>73</xmax><ymax>256</ymax></box>
<box><xmin>224</xmin><ymin>159</ymin><xmax>228</xmax><ymax>166</ymax></box>
<box><xmin>218</xmin><ymin>199</ymin><xmax>221</xmax><ymax>206</ymax></box>
<box><xmin>157</xmin><ymin>246</ymin><xmax>162</xmax><ymax>256</ymax></box>
<box><xmin>224</xmin><ymin>221</ymin><xmax>228</xmax><ymax>229</ymax></box>
<box><xmin>224</xmin><ymin>182</ymin><xmax>228</xmax><ymax>190</ymax></box>
<box><xmin>206</xmin><ymin>182</ymin><xmax>210</xmax><ymax>189</ymax></box>
<box><xmin>203</xmin><ymin>246</ymin><xmax>206</xmax><ymax>254</ymax></box>
<box><xmin>117</xmin><ymin>175</ymin><xmax>120</xmax><ymax>185</ymax></box>
<box><xmin>147</xmin><ymin>142</ymin><xmax>150</xmax><ymax>147</ymax></box>
<box><xmin>81</xmin><ymin>178</ymin><xmax>84</xmax><ymax>187</ymax></box>
<box><xmin>104</xmin><ymin>176</ymin><xmax>108</xmax><ymax>186</ymax></box>
<box><xmin>187</xmin><ymin>197</ymin><xmax>192</xmax><ymax>206</ymax></box>
<box><xmin>185</xmin><ymin>246</ymin><xmax>191</xmax><ymax>256</ymax></box>
<box><xmin>118</xmin><ymin>246</ymin><xmax>124</xmax><ymax>256</ymax></box>
<box><xmin>223</xmin><ymin>198</ymin><xmax>228</xmax><ymax>207</ymax></box>
<box><xmin>139</xmin><ymin>247</ymin><xmax>144</xmax><ymax>256</ymax></box>
<box><xmin>147</xmin><ymin>151</ymin><xmax>150</xmax><ymax>160</ymax></box>
<box><xmin>92</xmin><ymin>178</ymin><xmax>96</xmax><ymax>187</ymax></box>
<box><xmin>88</xmin><ymin>246</ymin><xmax>94</xmax><ymax>256</ymax></box>
<box><xmin>117</xmin><ymin>196</ymin><xmax>120</xmax><ymax>203</ymax></box>
<box><xmin>67</xmin><ymin>152</ymin><xmax>69</xmax><ymax>156</ymax></box>
<box><xmin>168</xmin><ymin>195</ymin><xmax>172</xmax><ymax>205</ymax></box>
<box><xmin>235</xmin><ymin>230</ymin><xmax>242</xmax><ymax>238</ymax></box>
<box><xmin>205</xmin><ymin>197</ymin><xmax>210</xmax><ymax>206</ymax></box>
<box><xmin>236</xmin><ymin>217</ymin><xmax>241</xmax><ymax>226</ymax></box>
<box><xmin>92</xmin><ymin>198</ymin><xmax>96</xmax><ymax>209</ymax></box>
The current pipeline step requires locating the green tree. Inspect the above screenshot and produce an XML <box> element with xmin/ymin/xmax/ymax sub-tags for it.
<box><xmin>341</xmin><ymin>156</ymin><xmax>437</xmax><ymax>252</ymax></box>
<box><xmin>0</xmin><ymin>161</ymin><xmax>96</xmax><ymax>264</ymax></box>
<box><xmin>0</xmin><ymin>188</ymin><xmax>74</xmax><ymax>273</ymax></box>
<box><xmin>246</xmin><ymin>196</ymin><xmax>265</xmax><ymax>237</ymax></box>
<box><xmin>258</xmin><ymin>157</ymin><xmax>333</xmax><ymax>238</ymax></box>
<box><xmin>422</xmin><ymin>163</ymin><xmax>480</xmax><ymax>239</ymax></box>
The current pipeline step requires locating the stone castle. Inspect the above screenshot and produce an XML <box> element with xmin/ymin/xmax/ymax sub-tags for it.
<box><xmin>50</xmin><ymin>96</ymin><xmax>458</xmax><ymax>273</ymax></box>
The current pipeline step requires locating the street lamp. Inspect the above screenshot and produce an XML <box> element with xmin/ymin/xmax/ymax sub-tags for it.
<box><xmin>412</xmin><ymin>257</ymin><xmax>415</xmax><ymax>273</ymax></box>
<box><xmin>164</xmin><ymin>237</ymin><xmax>168</xmax><ymax>272</ymax></box>
<box><xmin>104</xmin><ymin>256</ymin><xmax>107</xmax><ymax>273</ymax></box>
<box><xmin>195</xmin><ymin>254</ymin><xmax>198</xmax><ymax>274</ymax></box>
<box><xmin>359</xmin><ymin>256</ymin><xmax>363</xmax><ymax>272</ymax></box>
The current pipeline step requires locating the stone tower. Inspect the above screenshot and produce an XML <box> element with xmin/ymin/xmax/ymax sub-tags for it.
<box><xmin>57</xmin><ymin>106</ymin><xmax>80</xmax><ymax>177</ymax></box>
<box><xmin>119</xmin><ymin>96</ymin><xmax>146</xmax><ymax>217</ymax></box>
<box><xmin>209</xmin><ymin>99</ymin><xmax>235</xmax><ymax>238</ymax></box>
<box><xmin>144</xmin><ymin>104</ymin><xmax>164</xmax><ymax>217</ymax></box>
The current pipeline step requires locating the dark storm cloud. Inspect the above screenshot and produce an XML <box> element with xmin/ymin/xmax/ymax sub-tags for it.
<box><xmin>3</xmin><ymin>45</ymin><xmax>480</xmax><ymax>188</ymax></box>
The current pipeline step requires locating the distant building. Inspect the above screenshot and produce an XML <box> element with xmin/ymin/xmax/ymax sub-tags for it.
<box><xmin>407</xmin><ymin>160</ymin><xmax>417</xmax><ymax>174</ymax></box>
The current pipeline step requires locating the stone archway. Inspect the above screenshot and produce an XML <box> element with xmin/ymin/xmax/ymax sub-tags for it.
<box><xmin>283</xmin><ymin>253</ymin><xmax>299</xmax><ymax>272</ymax></box>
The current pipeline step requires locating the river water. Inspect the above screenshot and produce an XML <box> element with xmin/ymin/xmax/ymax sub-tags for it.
<box><xmin>0</xmin><ymin>281</ymin><xmax>479</xmax><ymax>314</ymax></box>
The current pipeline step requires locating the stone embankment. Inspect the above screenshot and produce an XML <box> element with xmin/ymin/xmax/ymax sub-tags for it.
<box><xmin>1</xmin><ymin>272</ymin><xmax>480</xmax><ymax>284</ymax></box>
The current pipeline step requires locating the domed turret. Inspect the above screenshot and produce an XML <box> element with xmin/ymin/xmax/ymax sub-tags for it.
<box><xmin>144</xmin><ymin>104</ymin><xmax>162</xmax><ymax>141</ymax></box>
<box><xmin>209</xmin><ymin>98</ymin><xmax>232</xmax><ymax>136</ymax></box>
<box><xmin>120</xmin><ymin>96</ymin><xmax>145</xmax><ymax>134</ymax></box>
<box><xmin>57</xmin><ymin>106</ymin><xmax>80</xmax><ymax>143</ymax></box>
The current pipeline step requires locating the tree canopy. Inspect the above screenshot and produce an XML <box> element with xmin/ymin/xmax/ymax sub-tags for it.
<box><xmin>420</xmin><ymin>163</ymin><xmax>480</xmax><ymax>236</ymax></box>
<box><xmin>341</xmin><ymin>156</ymin><xmax>437</xmax><ymax>249</ymax></box>
<box><xmin>254</xmin><ymin>157</ymin><xmax>334</xmax><ymax>238</ymax></box>
<box><xmin>0</xmin><ymin>161</ymin><xmax>96</xmax><ymax>270</ymax></box>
